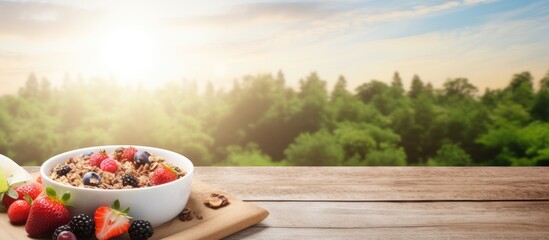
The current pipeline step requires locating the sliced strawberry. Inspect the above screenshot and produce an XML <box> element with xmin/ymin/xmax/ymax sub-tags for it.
<box><xmin>95</xmin><ymin>199</ymin><xmax>131</xmax><ymax>240</ymax></box>
<box><xmin>150</xmin><ymin>164</ymin><xmax>178</xmax><ymax>186</ymax></box>
<box><xmin>88</xmin><ymin>150</ymin><xmax>109</xmax><ymax>167</ymax></box>
<box><xmin>120</xmin><ymin>147</ymin><xmax>138</xmax><ymax>162</ymax></box>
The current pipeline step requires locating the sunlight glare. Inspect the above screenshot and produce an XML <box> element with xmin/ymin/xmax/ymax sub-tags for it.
<box><xmin>101</xmin><ymin>28</ymin><xmax>155</xmax><ymax>81</ymax></box>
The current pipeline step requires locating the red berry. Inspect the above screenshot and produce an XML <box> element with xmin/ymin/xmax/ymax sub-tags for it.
<box><xmin>26</xmin><ymin>187</ymin><xmax>71</xmax><ymax>236</ymax></box>
<box><xmin>120</xmin><ymin>147</ymin><xmax>138</xmax><ymax>162</ymax></box>
<box><xmin>88</xmin><ymin>150</ymin><xmax>109</xmax><ymax>167</ymax></box>
<box><xmin>95</xmin><ymin>200</ymin><xmax>131</xmax><ymax>240</ymax></box>
<box><xmin>57</xmin><ymin>231</ymin><xmax>77</xmax><ymax>240</ymax></box>
<box><xmin>36</xmin><ymin>176</ymin><xmax>42</xmax><ymax>184</ymax></box>
<box><xmin>150</xmin><ymin>164</ymin><xmax>178</xmax><ymax>186</ymax></box>
<box><xmin>2</xmin><ymin>182</ymin><xmax>43</xmax><ymax>209</ymax></box>
<box><xmin>100</xmin><ymin>158</ymin><xmax>119</xmax><ymax>173</ymax></box>
<box><xmin>8</xmin><ymin>199</ymin><xmax>31</xmax><ymax>224</ymax></box>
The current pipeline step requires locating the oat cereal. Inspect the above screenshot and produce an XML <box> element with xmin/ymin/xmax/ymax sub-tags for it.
<box><xmin>49</xmin><ymin>147</ymin><xmax>186</xmax><ymax>189</ymax></box>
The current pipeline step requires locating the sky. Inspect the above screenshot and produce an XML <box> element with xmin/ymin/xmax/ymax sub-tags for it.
<box><xmin>0</xmin><ymin>0</ymin><xmax>548</xmax><ymax>95</ymax></box>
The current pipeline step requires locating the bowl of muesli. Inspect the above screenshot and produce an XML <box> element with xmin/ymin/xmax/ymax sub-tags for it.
<box><xmin>40</xmin><ymin>145</ymin><xmax>194</xmax><ymax>226</ymax></box>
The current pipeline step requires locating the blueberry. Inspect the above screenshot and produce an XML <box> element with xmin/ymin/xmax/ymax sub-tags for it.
<box><xmin>83</xmin><ymin>172</ymin><xmax>101</xmax><ymax>186</ymax></box>
<box><xmin>81</xmin><ymin>152</ymin><xmax>94</xmax><ymax>157</ymax></box>
<box><xmin>134</xmin><ymin>151</ymin><xmax>151</xmax><ymax>166</ymax></box>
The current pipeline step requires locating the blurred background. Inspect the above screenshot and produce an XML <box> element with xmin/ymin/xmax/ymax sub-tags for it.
<box><xmin>0</xmin><ymin>0</ymin><xmax>548</xmax><ymax>166</ymax></box>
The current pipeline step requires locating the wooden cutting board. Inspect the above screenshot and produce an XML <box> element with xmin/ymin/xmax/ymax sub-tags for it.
<box><xmin>0</xmin><ymin>177</ymin><xmax>269</xmax><ymax>239</ymax></box>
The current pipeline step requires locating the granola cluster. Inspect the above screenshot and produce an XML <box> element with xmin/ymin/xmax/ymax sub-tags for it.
<box><xmin>49</xmin><ymin>147</ymin><xmax>185</xmax><ymax>189</ymax></box>
<box><xmin>203</xmin><ymin>193</ymin><xmax>230</xmax><ymax>209</ymax></box>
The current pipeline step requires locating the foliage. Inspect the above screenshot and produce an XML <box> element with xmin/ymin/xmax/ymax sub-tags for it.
<box><xmin>0</xmin><ymin>70</ymin><xmax>548</xmax><ymax>166</ymax></box>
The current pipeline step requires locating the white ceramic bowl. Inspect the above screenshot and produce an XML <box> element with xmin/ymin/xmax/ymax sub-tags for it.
<box><xmin>40</xmin><ymin>145</ymin><xmax>194</xmax><ymax>226</ymax></box>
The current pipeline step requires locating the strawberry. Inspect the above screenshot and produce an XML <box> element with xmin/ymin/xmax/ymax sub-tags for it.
<box><xmin>95</xmin><ymin>199</ymin><xmax>132</xmax><ymax>240</ymax></box>
<box><xmin>25</xmin><ymin>187</ymin><xmax>71</xmax><ymax>237</ymax></box>
<box><xmin>150</xmin><ymin>164</ymin><xmax>178</xmax><ymax>186</ymax></box>
<box><xmin>8</xmin><ymin>196</ymin><xmax>32</xmax><ymax>224</ymax></box>
<box><xmin>88</xmin><ymin>150</ymin><xmax>109</xmax><ymax>167</ymax></box>
<box><xmin>120</xmin><ymin>147</ymin><xmax>138</xmax><ymax>162</ymax></box>
<box><xmin>2</xmin><ymin>182</ymin><xmax>43</xmax><ymax>209</ymax></box>
<box><xmin>100</xmin><ymin>158</ymin><xmax>118</xmax><ymax>173</ymax></box>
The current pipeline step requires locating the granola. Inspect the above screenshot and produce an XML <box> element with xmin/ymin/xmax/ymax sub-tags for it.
<box><xmin>49</xmin><ymin>147</ymin><xmax>186</xmax><ymax>189</ymax></box>
<box><xmin>203</xmin><ymin>193</ymin><xmax>230</xmax><ymax>209</ymax></box>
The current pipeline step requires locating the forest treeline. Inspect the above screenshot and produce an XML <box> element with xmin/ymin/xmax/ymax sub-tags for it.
<box><xmin>1</xmin><ymin>70</ymin><xmax>549</xmax><ymax>166</ymax></box>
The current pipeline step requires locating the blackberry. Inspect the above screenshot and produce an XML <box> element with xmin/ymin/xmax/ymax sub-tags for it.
<box><xmin>69</xmin><ymin>214</ymin><xmax>95</xmax><ymax>239</ymax></box>
<box><xmin>56</xmin><ymin>165</ymin><xmax>72</xmax><ymax>176</ymax></box>
<box><xmin>129</xmin><ymin>220</ymin><xmax>154</xmax><ymax>240</ymax></box>
<box><xmin>52</xmin><ymin>225</ymin><xmax>72</xmax><ymax>240</ymax></box>
<box><xmin>122</xmin><ymin>174</ymin><xmax>139</xmax><ymax>187</ymax></box>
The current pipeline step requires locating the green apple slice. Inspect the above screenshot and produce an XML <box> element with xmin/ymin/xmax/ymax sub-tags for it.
<box><xmin>0</xmin><ymin>167</ymin><xmax>7</xmax><ymax>193</ymax></box>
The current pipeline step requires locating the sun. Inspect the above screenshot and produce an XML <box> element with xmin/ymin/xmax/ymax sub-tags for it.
<box><xmin>100</xmin><ymin>28</ymin><xmax>155</xmax><ymax>80</ymax></box>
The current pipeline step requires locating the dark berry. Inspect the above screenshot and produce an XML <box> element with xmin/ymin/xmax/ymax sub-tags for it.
<box><xmin>134</xmin><ymin>151</ymin><xmax>151</xmax><ymax>166</ymax></box>
<box><xmin>129</xmin><ymin>220</ymin><xmax>154</xmax><ymax>240</ymax></box>
<box><xmin>122</xmin><ymin>174</ymin><xmax>139</xmax><ymax>188</ymax></box>
<box><xmin>83</xmin><ymin>172</ymin><xmax>101</xmax><ymax>186</ymax></box>
<box><xmin>81</xmin><ymin>152</ymin><xmax>94</xmax><ymax>157</ymax></box>
<box><xmin>56</xmin><ymin>231</ymin><xmax>77</xmax><ymax>240</ymax></box>
<box><xmin>52</xmin><ymin>225</ymin><xmax>72</xmax><ymax>240</ymax></box>
<box><xmin>70</xmin><ymin>213</ymin><xmax>95</xmax><ymax>239</ymax></box>
<box><xmin>56</xmin><ymin>165</ymin><xmax>72</xmax><ymax>176</ymax></box>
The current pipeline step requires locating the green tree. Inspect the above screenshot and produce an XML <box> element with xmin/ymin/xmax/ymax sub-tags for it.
<box><xmin>428</xmin><ymin>143</ymin><xmax>472</xmax><ymax>166</ymax></box>
<box><xmin>284</xmin><ymin>130</ymin><xmax>344</xmax><ymax>165</ymax></box>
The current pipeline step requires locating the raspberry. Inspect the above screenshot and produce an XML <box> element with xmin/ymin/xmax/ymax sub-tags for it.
<box><xmin>99</xmin><ymin>158</ymin><xmax>118</xmax><ymax>173</ymax></box>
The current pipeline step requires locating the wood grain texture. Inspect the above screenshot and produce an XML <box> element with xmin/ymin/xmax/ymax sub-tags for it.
<box><xmin>251</xmin><ymin>201</ymin><xmax>549</xmax><ymax>228</ymax></box>
<box><xmin>192</xmin><ymin>167</ymin><xmax>549</xmax><ymax>201</ymax></box>
<box><xmin>225</xmin><ymin>226</ymin><xmax>549</xmax><ymax>240</ymax></box>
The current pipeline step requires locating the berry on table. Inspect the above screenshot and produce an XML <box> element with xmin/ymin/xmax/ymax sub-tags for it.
<box><xmin>26</xmin><ymin>187</ymin><xmax>71</xmax><ymax>236</ymax></box>
<box><xmin>129</xmin><ymin>219</ymin><xmax>154</xmax><ymax>240</ymax></box>
<box><xmin>83</xmin><ymin>172</ymin><xmax>101</xmax><ymax>186</ymax></box>
<box><xmin>2</xmin><ymin>182</ymin><xmax>43</xmax><ymax>209</ymax></box>
<box><xmin>56</xmin><ymin>231</ymin><xmax>77</xmax><ymax>240</ymax></box>
<box><xmin>7</xmin><ymin>198</ymin><xmax>31</xmax><ymax>224</ymax></box>
<box><xmin>70</xmin><ymin>213</ymin><xmax>95</xmax><ymax>239</ymax></box>
<box><xmin>95</xmin><ymin>199</ymin><xmax>132</xmax><ymax>240</ymax></box>
<box><xmin>52</xmin><ymin>225</ymin><xmax>73</xmax><ymax>240</ymax></box>
<box><xmin>100</xmin><ymin>158</ymin><xmax>118</xmax><ymax>173</ymax></box>
<box><xmin>122</xmin><ymin>174</ymin><xmax>139</xmax><ymax>188</ymax></box>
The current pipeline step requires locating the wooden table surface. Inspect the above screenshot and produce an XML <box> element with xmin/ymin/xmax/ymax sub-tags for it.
<box><xmin>26</xmin><ymin>167</ymin><xmax>549</xmax><ymax>239</ymax></box>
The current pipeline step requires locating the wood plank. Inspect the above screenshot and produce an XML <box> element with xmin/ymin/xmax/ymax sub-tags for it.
<box><xmin>225</xmin><ymin>226</ymin><xmax>549</xmax><ymax>240</ymax></box>
<box><xmin>192</xmin><ymin>167</ymin><xmax>549</xmax><ymax>201</ymax></box>
<box><xmin>25</xmin><ymin>167</ymin><xmax>549</xmax><ymax>201</ymax></box>
<box><xmin>251</xmin><ymin>201</ymin><xmax>549</xmax><ymax>228</ymax></box>
<box><xmin>226</xmin><ymin>201</ymin><xmax>549</xmax><ymax>239</ymax></box>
